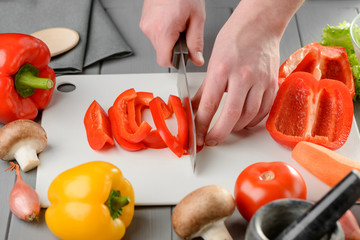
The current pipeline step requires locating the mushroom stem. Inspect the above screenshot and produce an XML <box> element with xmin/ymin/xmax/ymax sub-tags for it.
<box><xmin>14</xmin><ymin>145</ymin><xmax>40</xmax><ymax>172</ymax></box>
<box><xmin>198</xmin><ymin>220</ymin><xmax>233</xmax><ymax>240</ymax></box>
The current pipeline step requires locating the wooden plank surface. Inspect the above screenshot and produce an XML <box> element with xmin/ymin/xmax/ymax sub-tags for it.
<box><xmin>1</xmin><ymin>0</ymin><xmax>360</xmax><ymax>239</ymax></box>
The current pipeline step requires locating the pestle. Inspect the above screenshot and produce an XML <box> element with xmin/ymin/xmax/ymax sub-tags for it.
<box><xmin>274</xmin><ymin>169</ymin><xmax>360</xmax><ymax>240</ymax></box>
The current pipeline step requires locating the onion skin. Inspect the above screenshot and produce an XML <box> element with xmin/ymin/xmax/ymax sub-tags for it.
<box><xmin>6</xmin><ymin>162</ymin><xmax>40</xmax><ymax>221</ymax></box>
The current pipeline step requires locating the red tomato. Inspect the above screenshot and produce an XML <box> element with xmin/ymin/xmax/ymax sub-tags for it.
<box><xmin>234</xmin><ymin>161</ymin><xmax>307</xmax><ymax>222</ymax></box>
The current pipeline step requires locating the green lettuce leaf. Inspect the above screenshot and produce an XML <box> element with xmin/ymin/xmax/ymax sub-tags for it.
<box><xmin>320</xmin><ymin>21</ymin><xmax>360</xmax><ymax>101</ymax></box>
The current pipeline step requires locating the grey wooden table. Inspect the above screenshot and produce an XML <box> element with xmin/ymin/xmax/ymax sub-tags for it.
<box><xmin>1</xmin><ymin>0</ymin><xmax>360</xmax><ymax>239</ymax></box>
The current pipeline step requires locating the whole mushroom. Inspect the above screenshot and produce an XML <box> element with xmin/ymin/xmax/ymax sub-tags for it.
<box><xmin>172</xmin><ymin>185</ymin><xmax>235</xmax><ymax>240</ymax></box>
<box><xmin>0</xmin><ymin>119</ymin><xmax>47</xmax><ymax>172</ymax></box>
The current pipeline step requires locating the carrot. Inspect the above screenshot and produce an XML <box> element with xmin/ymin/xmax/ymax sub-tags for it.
<box><xmin>291</xmin><ymin>141</ymin><xmax>360</xmax><ymax>187</ymax></box>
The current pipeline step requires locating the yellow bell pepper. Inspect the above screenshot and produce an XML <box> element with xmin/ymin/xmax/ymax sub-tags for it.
<box><xmin>45</xmin><ymin>161</ymin><xmax>135</xmax><ymax>240</ymax></box>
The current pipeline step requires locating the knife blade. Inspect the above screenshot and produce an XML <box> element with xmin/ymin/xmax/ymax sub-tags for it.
<box><xmin>172</xmin><ymin>33</ymin><xmax>197</xmax><ymax>173</ymax></box>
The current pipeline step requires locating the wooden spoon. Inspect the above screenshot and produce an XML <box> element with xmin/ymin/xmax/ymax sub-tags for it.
<box><xmin>31</xmin><ymin>27</ymin><xmax>79</xmax><ymax>57</ymax></box>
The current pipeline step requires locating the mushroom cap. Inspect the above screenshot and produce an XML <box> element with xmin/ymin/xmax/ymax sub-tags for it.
<box><xmin>172</xmin><ymin>185</ymin><xmax>235</xmax><ymax>239</ymax></box>
<box><xmin>0</xmin><ymin>119</ymin><xmax>47</xmax><ymax>160</ymax></box>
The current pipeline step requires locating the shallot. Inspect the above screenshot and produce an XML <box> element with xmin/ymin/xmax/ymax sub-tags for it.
<box><xmin>5</xmin><ymin>162</ymin><xmax>40</xmax><ymax>221</ymax></box>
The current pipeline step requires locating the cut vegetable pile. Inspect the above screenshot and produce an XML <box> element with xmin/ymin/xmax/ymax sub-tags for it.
<box><xmin>84</xmin><ymin>88</ymin><xmax>189</xmax><ymax>157</ymax></box>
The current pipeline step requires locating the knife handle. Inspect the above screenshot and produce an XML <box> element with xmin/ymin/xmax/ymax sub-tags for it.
<box><xmin>172</xmin><ymin>32</ymin><xmax>188</xmax><ymax>69</ymax></box>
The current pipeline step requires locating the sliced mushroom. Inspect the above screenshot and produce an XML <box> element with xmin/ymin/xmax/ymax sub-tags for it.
<box><xmin>0</xmin><ymin>119</ymin><xmax>47</xmax><ymax>172</ymax></box>
<box><xmin>172</xmin><ymin>185</ymin><xmax>235</xmax><ymax>240</ymax></box>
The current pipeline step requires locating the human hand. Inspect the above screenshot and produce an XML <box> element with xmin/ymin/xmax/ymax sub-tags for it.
<box><xmin>139</xmin><ymin>0</ymin><xmax>205</xmax><ymax>67</ymax></box>
<box><xmin>192</xmin><ymin>7</ymin><xmax>280</xmax><ymax>147</ymax></box>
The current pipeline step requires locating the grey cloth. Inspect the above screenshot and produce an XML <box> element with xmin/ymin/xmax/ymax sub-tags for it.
<box><xmin>0</xmin><ymin>0</ymin><xmax>132</xmax><ymax>74</ymax></box>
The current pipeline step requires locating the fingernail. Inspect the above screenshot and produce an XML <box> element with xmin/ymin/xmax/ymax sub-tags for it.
<box><xmin>196</xmin><ymin>51</ymin><xmax>204</xmax><ymax>65</ymax></box>
<box><xmin>206</xmin><ymin>139</ymin><xmax>218</xmax><ymax>146</ymax></box>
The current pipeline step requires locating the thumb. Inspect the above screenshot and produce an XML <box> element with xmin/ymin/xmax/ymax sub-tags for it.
<box><xmin>186</xmin><ymin>16</ymin><xmax>205</xmax><ymax>66</ymax></box>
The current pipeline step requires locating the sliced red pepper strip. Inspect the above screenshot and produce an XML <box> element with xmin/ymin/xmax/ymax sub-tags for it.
<box><xmin>135</xmin><ymin>92</ymin><xmax>154</xmax><ymax>106</ymax></box>
<box><xmin>143</xmin><ymin>131</ymin><xmax>168</xmax><ymax>149</ymax></box>
<box><xmin>168</xmin><ymin>95</ymin><xmax>189</xmax><ymax>151</ymax></box>
<box><xmin>133</xmin><ymin>94</ymin><xmax>169</xmax><ymax>149</ymax></box>
<box><xmin>112</xmin><ymin>88</ymin><xmax>152</xmax><ymax>143</ymax></box>
<box><xmin>127</xmin><ymin>99</ymin><xmax>139</xmax><ymax>133</ymax></box>
<box><xmin>108</xmin><ymin>106</ymin><xmax>146</xmax><ymax>151</ymax></box>
<box><xmin>134</xmin><ymin>105</ymin><xmax>167</xmax><ymax>149</ymax></box>
<box><xmin>266</xmin><ymin>72</ymin><xmax>353</xmax><ymax>150</ymax></box>
<box><xmin>84</xmin><ymin>100</ymin><xmax>114</xmax><ymax>150</ymax></box>
<box><xmin>149</xmin><ymin>97</ymin><xmax>184</xmax><ymax>157</ymax></box>
<box><xmin>129</xmin><ymin>91</ymin><xmax>155</xmax><ymax>132</ymax></box>
<box><xmin>135</xmin><ymin>104</ymin><xmax>144</xmax><ymax>126</ymax></box>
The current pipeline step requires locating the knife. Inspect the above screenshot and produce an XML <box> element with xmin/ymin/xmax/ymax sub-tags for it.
<box><xmin>172</xmin><ymin>33</ymin><xmax>197</xmax><ymax>173</ymax></box>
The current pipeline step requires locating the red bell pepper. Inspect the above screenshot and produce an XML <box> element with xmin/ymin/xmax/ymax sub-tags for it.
<box><xmin>279</xmin><ymin>42</ymin><xmax>355</xmax><ymax>98</ymax></box>
<box><xmin>127</xmin><ymin>99</ymin><xmax>139</xmax><ymax>133</ymax></box>
<box><xmin>266</xmin><ymin>72</ymin><xmax>353</xmax><ymax>150</ymax></box>
<box><xmin>84</xmin><ymin>100</ymin><xmax>114</xmax><ymax>150</ymax></box>
<box><xmin>135</xmin><ymin>92</ymin><xmax>154</xmax><ymax>106</ymax></box>
<box><xmin>143</xmin><ymin>131</ymin><xmax>168</xmax><ymax>149</ymax></box>
<box><xmin>0</xmin><ymin>33</ymin><xmax>56</xmax><ymax>124</ymax></box>
<box><xmin>129</xmin><ymin>92</ymin><xmax>170</xmax><ymax>149</ymax></box>
<box><xmin>112</xmin><ymin>88</ymin><xmax>152</xmax><ymax>143</ymax></box>
<box><xmin>168</xmin><ymin>95</ymin><xmax>188</xmax><ymax>151</ymax></box>
<box><xmin>149</xmin><ymin>96</ymin><xmax>186</xmax><ymax>157</ymax></box>
<box><xmin>108</xmin><ymin>106</ymin><xmax>146</xmax><ymax>151</ymax></box>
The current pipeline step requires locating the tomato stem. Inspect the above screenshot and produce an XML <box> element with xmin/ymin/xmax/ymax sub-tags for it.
<box><xmin>260</xmin><ymin>170</ymin><xmax>275</xmax><ymax>181</ymax></box>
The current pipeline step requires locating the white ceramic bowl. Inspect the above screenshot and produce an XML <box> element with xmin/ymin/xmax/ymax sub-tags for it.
<box><xmin>351</xmin><ymin>13</ymin><xmax>360</xmax><ymax>62</ymax></box>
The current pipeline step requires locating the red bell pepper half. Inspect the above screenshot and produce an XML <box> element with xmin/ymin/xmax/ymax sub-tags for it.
<box><xmin>84</xmin><ymin>100</ymin><xmax>115</xmax><ymax>150</ymax></box>
<box><xmin>279</xmin><ymin>42</ymin><xmax>355</xmax><ymax>98</ymax></box>
<box><xmin>149</xmin><ymin>96</ymin><xmax>186</xmax><ymax>157</ymax></box>
<box><xmin>266</xmin><ymin>72</ymin><xmax>353</xmax><ymax>150</ymax></box>
<box><xmin>0</xmin><ymin>33</ymin><xmax>56</xmax><ymax>124</ymax></box>
<box><xmin>127</xmin><ymin>91</ymin><xmax>168</xmax><ymax>149</ymax></box>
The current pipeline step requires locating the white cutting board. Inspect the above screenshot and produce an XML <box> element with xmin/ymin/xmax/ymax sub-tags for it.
<box><xmin>36</xmin><ymin>72</ymin><xmax>360</xmax><ymax>207</ymax></box>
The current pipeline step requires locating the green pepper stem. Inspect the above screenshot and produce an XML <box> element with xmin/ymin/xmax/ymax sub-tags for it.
<box><xmin>17</xmin><ymin>73</ymin><xmax>53</xmax><ymax>89</ymax></box>
<box><xmin>112</xmin><ymin>195</ymin><xmax>130</xmax><ymax>209</ymax></box>
<box><xmin>15</xmin><ymin>64</ymin><xmax>54</xmax><ymax>98</ymax></box>
<box><xmin>106</xmin><ymin>190</ymin><xmax>130</xmax><ymax>219</ymax></box>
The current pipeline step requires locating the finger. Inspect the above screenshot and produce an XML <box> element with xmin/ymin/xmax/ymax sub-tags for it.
<box><xmin>140</xmin><ymin>23</ymin><xmax>179</xmax><ymax>68</ymax></box>
<box><xmin>232</xmin><ymin>86</ymin><xmax>264</xmax><ymax>132</ymax></box>
<box><xmin>204</xmin><ymin>79</ymin><xmax>249</xmax><ymax>145</ymax></box>
<box><xmin>155</xmin><ymin>30</ymin><xmax>180</xmax><ymax>67</ymax></box>
<box><xmin>246</xmin><ymin>88</ymin><xmax>275</xmax><ymax>127</ymax></box>
<box><xmin>195</xmin><ymin>71</ymin><xmax>227</xmax><ymax>146</ymax></box>
<box><xmin>186</xmin><ymin>13</ymin><xmax>205</xmax><ymax>66</ymax></box>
